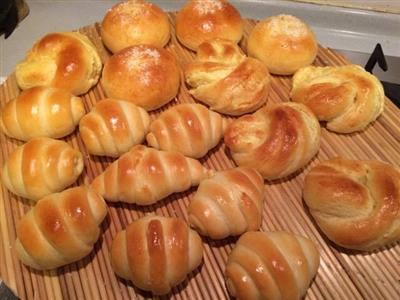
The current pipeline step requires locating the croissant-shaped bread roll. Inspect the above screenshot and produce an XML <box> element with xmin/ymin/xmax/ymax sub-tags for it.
<box><xmin>224</xmin><ymin>103</ymin><xmax>321</xmax><ymax>180</ymax></box>
<box><xmin>146</xmin><ymin>103</ymin><xmax>228</xmax><ymax>158</ymax></box>
<box><xmin>15</xmin><ymin>186</ymin><xmax>107</xmax><ymax>270</ymax></box>
<box><xmin>225</xmin><ymin>231</ymin><xmax>320</xmax><ymax>300</ymax></box>
<box><xmin>111</xmin><ymin>215</ymin><xmax>203</xmax><ymax>295</ymax></box>
<box><xmin>188</xmin><ymin>167</ymin><xmax>265</xmax><ymax>239</ymax></box>
<box><xmin>303</xmin><ymin>158</ymin><xmax>400</xmax><ymax>251</ymax></box>
<box><xmin>91</xmin><ymin>145</ymin><xmax>213</xmax><ymax>205</ymax></box>
<box><xmin>79</xmin><ymin>99</ymin><xmax>150</xmax><ymax>157</ymax></box>
<box><xmin>0</xmin><ymin>87</ymin><xmax>85</xmax><ymax>141</ymax></box>
<box><xmin>2</xmin><ymin>137</ymin><xmax>84</xmax><ymax>201</ymax></box>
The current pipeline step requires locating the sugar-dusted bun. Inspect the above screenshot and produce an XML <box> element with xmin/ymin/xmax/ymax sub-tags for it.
<box><xmin>15</xmin><ymin>32</ymin><xmax>102</xmax><ymax>95</ymax></box>
<box><xmin>247</xmin><ymin>14</ymin><xmax>318</xmax><ymax>75</ymax></box>
<box><xmin>303</xmin><ymin>158</ymin><xmax>400</xmax><ymax>251</ymax></box>
<box><xmin>176</xmin><ymin>0</ymin><xmax>243</xmax><ymax>51</ymax></box>
<box><xmin>101</xmin><ymin>0</ymin><xmax>170</xmax><ymax>53</ymax></box>
<box><xmin>101</xmin><ymin>45</ymin><xmax>180</xmax><ymax>111</ymax></box>
<box><xmin>224</xmin><ymin>102</ymin><xmax>321</xmax><ymax>180</ymax></box>
<box><xmin>291</xmin><ymin>65</ymin><xmax>385</xmax><ymax>133</ymax></box>
<box><xmin>185</xmin><ymin>39</ymin><xmax>271</xmax><ymax>116</ymax></box>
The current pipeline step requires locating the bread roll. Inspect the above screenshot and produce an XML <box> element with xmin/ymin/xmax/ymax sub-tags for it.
<box><xmin>101</xmin><ymin>0</ymin><xmax>170</xmax><ymax>53</ymax></box>
<box><xmin>303</xmin><ymin>158</ymin><xmax>400</xmax><ymax>251</ymax></box>
<box><xmin>91</xmin><ymin>145</ymin><xmax>213</xmax><ymax>205</ymax></box>
<box><xmin>15</xmin><ymin>32</ymin><xmax>102</xmax><ymax>95</ymax></box>
<box><xmin>247</xmin><ymin>15</ymin><xmax>318</xmax><ymax>75</ymax></box>
<box><xmin>185</xmin><ymin>39</ymin><xmax>271</xmax><ymax>116</ymax></box>
<box><xmin>146</xmin><ymin>103</ymin><xmax>228</xmax><ymax>158</ymax></box>
<box><xmin>225</xmin><ymin>231</ymin><xmax>320</xmax><ymax>300</ymax></box>
<box><xmin>0</xmin><ymin>87</ymin><xmax>85</xmax><ymax>141</ymax></box>
<box><xmin>101</xmin><ymin>45</ymin><xmax>180</xmax><ymax>111</ymax></box>
<box><xmin>111</xmin><ymin>215</ymin><xmax>203</xmax><ymax>295</ymax></box>
<box><xmin>176</xmin><ymin>0</ymin><xmax>243</xmax><ymax>51</ymax></box>
<box><xmin>188</xmin><ymin>167</ymin><xmax>265</xmax><ymax>239</ymax></box>
<box><xmin>291</xmin><ymin>65</ymin><xmax>385</xmax><ymax>133</ymax></box>
<box><xmin>79</xmin><ymin>99</ymin><xmax>150</xmax><ymax>157</ymax></box>
<box><xmin>15</xmin><ymin>186</ymin><xmax>107</xmax><ymax>270</ymax></box>
<box><xmin>224</xmin><ymin>103</ymin><xmax>321</xmax><ymax>180</ymax></box>
<box><xmin>2</xmin><ymin>137</ymin><xmax>83</xmax><ymax>201</ymax></box>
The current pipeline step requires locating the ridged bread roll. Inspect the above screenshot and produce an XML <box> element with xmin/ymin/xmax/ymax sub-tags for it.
<box><xmin>146</xmin><ymin>103</ymin><xmax>229</xmax><ymax>158</ymax></box>
<box><xmin>79</xmin><ymin>99</ymin><xmax>150</xmax><ymax>157</ymax></box>
<box><xmin>91</xmin><ymin>145</ymin><xmax>213</xmax><ymax>205</ymax></box>
<box><xmin>225</xmin><ymin>231</ymin><xmax>320</xmax><ymax>300</ymax></box>
<box><xmin>15</xmin><ymin>32</ymin><xmax>102</xmax><ymax>95</ymax></box>
<box><xmin>101</xmin><ymin>0</ymin><xmax>170</xmax><ymax>53</ymax></box>
<box><xmin>291</xmin><ymin>65</ymin><xmax>385</xmax><ymax>133</ymax></box>
<box><xmin>303</xmin><ymin>158</ymin><xmax>400</xmax><ymax>251</ymax></box>
<box><xmin>2</xmin><ymin>137</ymin><xmax>84</xmax><ymax>201</ymax></box>
<box><xmin>224</xmin><ymin>103</ymin><xmax>321</xmax><ymax>180</ymax></box>
<box><xmin>185</xmin><ymin>39</ymin><xmax>271</xmax><ymax>116</ymax></box>
<box><xmin>15</xmin><ymin>186</ymin><xmax>107</xmax><ymax>270</ymax></box>
<box><xmin>176</xmin><ymin>0</ymin><xmax>243</xmax><ymax>51</ymax></box>
<box><xmin>188</xmin><ymin>167</ymin><xmax>265</xmax><ymax>239</ymax></box>
<box><xmin>111</xmin><ymin>215</ymin><xmax>203</xmax><ymax>295</ymax></box>
<box><xmin>0</xmin><ymin>87</ymin><xmax>85</xmax><ymax>141</ymax></box>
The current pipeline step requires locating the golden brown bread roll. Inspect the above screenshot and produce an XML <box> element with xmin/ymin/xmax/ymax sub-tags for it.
<box><xmin>0</xmin><ymin>87</ymin><xmax>85</xmax><ymax>141</ymax></box>
<box><xmin>1</xmin><ymin>137</ymin><xmax>83</xmax><ymax>201</ymax></box>
<box><xmin>146</xmin><ymin>103</ymin><xmax>228</xmax><ymax>158</ymax></box>
<box><xmin>101</xmin><ymin>45</ymin><xmax>180</xmax><ymax>111</ymax></box>
<box><xmin>79</xmin><ymin>98</ymin><xmax>150</xmax><ymax>157</ymax></box>
<box><xmin>91</xmin><ymin>145</ymin><xmax>213</xmax><ymax>205</ymax></box>
<box><xmin>188</xmin><ymin>167</ymin><xmax>265</xmax><ymax>239</ymax></box>
<box><xmin>15</xmin><ymin>186</ymin><xmax>107</xmax><ymax>270</ymax></box>
<box><xmin>224</xmin><ymin>103</ymin><xmax>321</xmax><ymax>180</ymax></box>
<box><xmin>176</xmin><ymin>0</ymin><xmax>243</xmax><ymax>51</ymax></box>
<box><xmin>111</xmin><ymin>215</ymin><xmax>203</xmax><ymax>295</ymax></box>
<box><xmin>303</xmin><ymin>158</ymin><xmax>400</xmax><ymax>251</ymax></box>
<box><xmin>101</xmin><ymin>0</ymin><xmax>170</xmax><ymax>53</ymax></box>
<box><xmin>247</xmin><ymin>14</ymin><xmax>318</xmax><ymax>75</ymax></box>
<box><xmin>225</xmin><ymin>231</ymin><xmax>320</xmax><ymax>300</ymax></box>
<box><xmin>185</xmin><ymin>39</ymin><xmax>271</xmax><ymax>116</ymax></box>
<box><xmin>291</xmin><ymin>65</ymin><xmax>385</xmax><ymax>133</ymax></box>
<box><xmin>15</xmin><ymin>32</ymin><xmax>102</xmax><ymax>95</ymax></box>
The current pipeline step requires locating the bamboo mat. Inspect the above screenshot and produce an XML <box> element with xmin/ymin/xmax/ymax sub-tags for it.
<box><xmin>1</xmin><ymin>14</ymin><xmax>400</xmax><ymax>300</ymax></box>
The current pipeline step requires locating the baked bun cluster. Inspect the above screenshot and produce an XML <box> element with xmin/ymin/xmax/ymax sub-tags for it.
<box><xmin>101</xmin><ymin>0</ymin><xmax>170</xmax><ymax>53</ymax></box>
<box><xmin>185</xmin><ymin>39</ymin><xmax>271</xmax><ymax>116</ymax></box>
<box><xmin>291</xmin><ymin>65</ymin><xmax>385</xmax><ymax>133</ymax></box>
<box><xmin>176</xmin><ymin>0</ymin><xmax>243</xmax><ymax>50</ymax></box>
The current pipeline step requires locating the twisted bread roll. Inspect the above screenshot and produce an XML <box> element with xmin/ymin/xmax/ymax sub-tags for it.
<box><xmin>91</xmin><ymin>145</ymin><xmax>213</xmax><ymax>205</ymax></box>
<box><xmin>111</xmin><ymin>215</ymin><xmax>203</xmax><ymax>295</ymax></box>
<box><xmin>185</xmin><ymin>39</ymin><xmax>271</xmax><ymax>116</ymax></box>
<box><xmin>224</xmin><ymin>103</ymin><xmax>320</xmax><ymax>180</ymax></box>
<box><xmin>188</xmin><ymin>167</ymin><xmax>265</xmax><ymax>239</ymax></box>
<box><xmin>303</xmin><ymin>158</ymin><xmax>400</xmax><ymax>251</ymax></box>
<box><xmin>0</xmin><ymin>87</ymin><xmax>85</xmax><ymax>141</ymax></box>
<box><xmin>15</xmin><ymin>186</ymin><xmax>107</xmax><ymax>270</ymax></box>
<box><xmin>225</xmin><ymin>231</ymin><xmax>320</xmax><ymax>300</ymax></box>
<box><xmin>79</xmin><ymin>99</ymin><xmax>150</xmax><ymax>157</ymax></box>
<box><xmin>15</xmin><ymin>32</ymin><xmax>102</xmax><ymax>95</ymax></box>
<box><xmin>146</xmin><ymin>103</ymin><xmax>228</xmax><ymax>158</ymax></box>
<box><xmin>2</xmin><ymin>138</ymin><xmax>83</xmax><ymax>201</ymax></box>
<box><xmin>291</xmin><ymin>65</ymin><xmax>385</xmax><ymax>133</ymax></box>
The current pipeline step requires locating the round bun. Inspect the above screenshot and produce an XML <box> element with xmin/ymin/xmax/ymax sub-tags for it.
<box><xmin>176</xmin><ymin>0</ymin><xmax>243</xmax><ymax>51</ymax></box>
<box><xmin>303</xmin><ymin>158</ymin><xmax>400</xmax><ymax>251</ymax></box>
<box><xmin>101</xmin><ymin>45</ymin><xmax>180</xmax><ymax>111</ymax></box>
<box><xmin>15</xmin><ymin>32</ymin><xmax>102</xmax><ymax>95</ymax></box>
<box><xmin>247</xmin><ymin>14</ymin><xmax>318</xmax><ymax>75</ymax></box>
<box><xmin>101</xmin><ymin>0</ymin><xmax>170</xmax><ymax>53</ymax></box>
<box><xmin>224</xmin><ymin>102</ymin><xmax>321</xmax><ymax>180</ymax></box>
<box><xmin>185</xmin><ymin>38</ymin><xmax>271</xmax><ymax>116</ymax></box>
<box><xmin>291</xmin><ymin>65</ymin><xmax>385</xmax><ymax>133</ymax></box>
